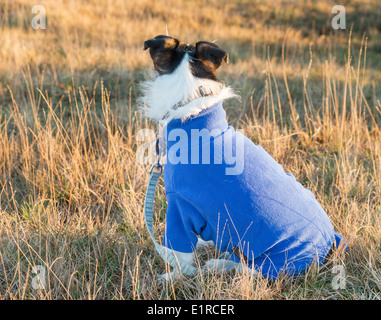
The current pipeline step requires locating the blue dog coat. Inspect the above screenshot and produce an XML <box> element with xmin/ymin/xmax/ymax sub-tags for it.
<box><xmin>162</xmin><ymin>101</ymin><xmax>346</xmax><ymax>280</ymax></box>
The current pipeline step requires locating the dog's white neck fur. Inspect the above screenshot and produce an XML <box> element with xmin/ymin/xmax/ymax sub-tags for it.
<box><xmin>140</xmin><ymin>54</ymin><xmax>237</xmax><ymax>122</ymax></box>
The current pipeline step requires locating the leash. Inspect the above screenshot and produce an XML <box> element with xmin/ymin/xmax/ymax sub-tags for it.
<box><xmin>143</xmin><ymin>139</ymin><xmax>200</xmax><ymax>276</ymax></box>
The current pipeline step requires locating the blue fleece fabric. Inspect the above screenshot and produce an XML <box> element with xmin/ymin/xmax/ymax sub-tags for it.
<box><xmin>162</xmin><ymin>101</ymin><xmax>346</xmax><ymax>280</ymax></box>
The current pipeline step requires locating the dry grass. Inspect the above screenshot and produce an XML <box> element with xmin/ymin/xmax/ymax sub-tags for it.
<box><xmin>0</xmin><ymin>0</ymin><xmax>380</xmax><ymax>299</ymax></box>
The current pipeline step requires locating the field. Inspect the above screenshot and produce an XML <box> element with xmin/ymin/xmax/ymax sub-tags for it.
<box><xmin>0</xmin><ymin>0</ymin><xmax>380</xmax><ymax>299</ymax></box>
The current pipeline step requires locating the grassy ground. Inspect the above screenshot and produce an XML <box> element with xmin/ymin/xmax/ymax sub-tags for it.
<box><xmin>0</xmin><ymin>0</ymin><xmax>380</xmax><ymax>299</ymax></box>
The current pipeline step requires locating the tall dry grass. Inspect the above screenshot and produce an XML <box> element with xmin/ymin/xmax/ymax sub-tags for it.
<box><xmin>0</xmin><ymin>0</ymin><xmax>380</xmax><ymax>299</ymax></box>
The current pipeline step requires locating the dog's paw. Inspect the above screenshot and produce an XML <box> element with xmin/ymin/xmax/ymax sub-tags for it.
<box><xmin>205</xmin><ymin>259</ymin><xmax>239</xmax><ymax>272</ymax></box>
<box><xmin>205</xmin><ymin>259</ymin><xmax>257</xmax><ymax>276</ymax></box>
<box><xmin>156</xmin><ymin>270</ymin><xmax>180</xmax><ymax>284</ymax></box>
<box><xmin>218</xmin><ymin>252</ymin><xmax>233</xmax><ymax>260</ymax></box>
<box><xmin>196</xmin><ymin>238</ymin><xmax>214</xmax><ymax>249</ymax></box>
<box><xmin>156</xmin><ymin>272</ymin><xmax>172</xmax><ymax>284</ymax></box>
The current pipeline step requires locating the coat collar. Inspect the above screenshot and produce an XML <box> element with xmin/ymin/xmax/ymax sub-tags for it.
<box><xmin>162</xmin><ymin>101</ymin><xmax>229</xmax><ymax>151</ymax></box>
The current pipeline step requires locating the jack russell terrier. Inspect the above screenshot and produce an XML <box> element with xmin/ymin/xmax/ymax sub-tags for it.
<box><xmin>140</xmin><ymin>35</ymin><xmax>346</xmax><ymax>282</ymax></box>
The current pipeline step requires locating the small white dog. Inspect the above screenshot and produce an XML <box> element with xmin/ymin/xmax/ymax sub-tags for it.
<box><xmin>141</xmin><ymin>35</ymin><xmax>345</xmax><ymax>282</ymax></box>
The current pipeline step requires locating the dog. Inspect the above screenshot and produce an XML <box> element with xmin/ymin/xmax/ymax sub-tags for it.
<box><xmin>140</xmin><ymin>35</ymin><xmax>346</xmax><ymax>282</ymax></box>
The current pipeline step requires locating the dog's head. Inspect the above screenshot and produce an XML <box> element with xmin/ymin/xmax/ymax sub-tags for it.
<box><xmin>143</xmin><ymin>35</ymin><xmax>229</xmax><ymax>81</ymax></box>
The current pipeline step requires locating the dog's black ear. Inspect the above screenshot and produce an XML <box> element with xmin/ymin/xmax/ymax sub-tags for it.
<box><xmin>195</xmin><ymin>41</ymin><xmax>229</xmax><ymax>70</ymax></box>
<box><xmin>143</xmin><ymin>35</ymin><xmax>180</xmax><ymax>74</ymax></box>
<box><xmin>143</xmin><ymin>35</ymin><xmax>179</xmax><ymax>51</ymax></box>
